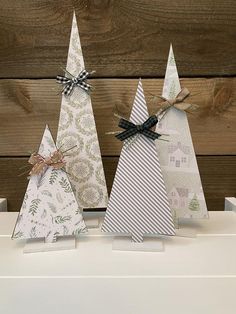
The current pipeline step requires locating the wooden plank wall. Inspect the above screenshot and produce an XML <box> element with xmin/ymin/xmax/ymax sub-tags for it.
<box><xmin>0</xmin><ymin>0</ymin><xmax>236</xmax><ymax>212</ymax></box>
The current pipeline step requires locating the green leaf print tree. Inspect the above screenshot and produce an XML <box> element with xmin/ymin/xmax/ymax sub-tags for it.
<box><xmin>59</xmin><ymin>177</ymin><xmax>73</xmax><ymax>193</ymax></box>
<box><xmin>11</xmin><ymin>125</ymin><xmax>87</xmax><ymax>243</ymax></box>
<box><xmin>189</xmin><ymin>194</ymin><xmax>200</xmax><ymax>211</ymax></box>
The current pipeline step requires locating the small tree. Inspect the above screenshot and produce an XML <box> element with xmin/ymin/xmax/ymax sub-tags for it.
<box><xmin>12</xmin><ymin>126</ymin><xmax>87</xmax><ymax>243</ymax></box>
<box><xmin>189</xmin><ymin>194</ymin><xmax>200</xmax><ymax>211</ymax></box>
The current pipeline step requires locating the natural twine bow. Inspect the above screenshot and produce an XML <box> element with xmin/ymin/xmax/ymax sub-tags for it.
<box><xmin>28</xmin><ymin>150</ymin><xmax>66</xmax><ymax>176</ymax></box>
<box><xmin>156</xmin><ymin>87</ymin><xmax>199</xmax><ymax>119</ymax></box>
<box><xmin>115</xmin><ymin>115</ymin><xmax>161</xmax><ymax>141</ymax></box>
<box><xmin>56</xmin><ymin>69</ymin><xmax>92</xmax><ymax>96</ymax></box>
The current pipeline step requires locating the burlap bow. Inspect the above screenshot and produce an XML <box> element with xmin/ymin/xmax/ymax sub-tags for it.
<box><xmin>28</xmin><ymin>150</ymin><xmax>65</xmax><ymax>176</ymax></box>
<box><xmin>115</xmin><ymin>115</ymin><xmax>161</xmax><ymax>141</ymax></box>
<box><xmin>157</xmin><ymin>87</ymin><xmax>199</xmax><ymax>118</ymax></box>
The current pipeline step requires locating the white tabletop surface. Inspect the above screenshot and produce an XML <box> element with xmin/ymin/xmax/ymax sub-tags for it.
<box><xmin>0</xmin><ymin>211</ymin><xmax>236</xmax><ymax>314</ymax></box>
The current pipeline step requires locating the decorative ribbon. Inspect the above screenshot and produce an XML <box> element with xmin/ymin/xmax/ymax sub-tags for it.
<box><xmin>56</xmin><ymin>69</ymin><xmax>91</xmax><ymax>96</ymax></box>
<box><xmin>115</xmin><ymin>115</ymin><xmax>161</xmax><ymax>141</ymax></box>
<box><xmin>157</xmin><ymin>87</ymin><xmax>199</xmax><ymax>116</ymax></box>
<box><xmin>28</xmin><ymin>150</ymin><xmax>65</xmax><ymax>176</ymax></box>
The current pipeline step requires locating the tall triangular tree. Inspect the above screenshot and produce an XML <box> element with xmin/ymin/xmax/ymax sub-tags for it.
<box><xmin>12</xmin><ymin>125</ymin><xmax>87</xmax><ymax>243</ymax></box>
<box><xmin>102</xmin><ymin>80</ymin><xmax>175</xmax><ymax>242</ymax></box>
<box><xmin>155</xmin><ymin>44</ymin><xmax>208</xmax><ymax>220</ymax></box>
<box><xmin>56</xmin><ymin>12</ymin><xmax>108</xmax><ymax>209</ymax></box>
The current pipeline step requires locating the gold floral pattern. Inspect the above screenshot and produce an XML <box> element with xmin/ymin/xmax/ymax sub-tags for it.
<box><xmin>64</xmin><ymin>92</ymin><xmax>88</xmax><ymax>109</ymax></box>
<box><xmin>75</xmin><ymin>109</ymin><xmax>96</xmax><ymax>136</ymax></box>
<box><xmin>56</xmin><ymin>12</ymin><xmax>108</xmax><ymax>209</ymax></box>
<box><xmin>85</xmin><ymin>136</ymin><xmax>101</xmax><ymax>161</ymax></box>
<box><xmin>78</xmin><ymin>183</ymin><xmax>103</xmax><ymax>208</ymax></box>
<box><xmin>68</xmin><ymin>158</ymin><xmax>94</xmax><ymax>183</ymax></box>
<box><xmin>58</xmin><ymin>105</ymin><xmax>73</xmax><ymax>131</ymax></box>
<box><xmin>95</xmin><ymin>164</ymin><xmax>106</xmax><ymax>186</ymax></box>
<box><xmin>57</xmin><ymin>132</ymin><xmax>84</xmax><ymax>157</ymax></box>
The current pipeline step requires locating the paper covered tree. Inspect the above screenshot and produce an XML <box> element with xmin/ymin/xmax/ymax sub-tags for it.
<box><xmin>56</xmin><ymin>12</ymin><xmax>108</xmax><ymax>209</ymax></box>
<box><xmin>12</xmin><ymin>125</ymin><xmax>87</xmax><ymax>243</ymax></box>
<box><xmin>102</xmin><ymin>80</ymin><xmax>175</xmax><ymax>242</ymax></box>
<box><xmin>155</xmin><ymin>45</ymin><xmax>208</xmax><ymax>221</ymax></box>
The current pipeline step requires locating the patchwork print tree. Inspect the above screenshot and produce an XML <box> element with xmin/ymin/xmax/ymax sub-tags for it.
<box><xmin>155</xmin><ymin>44</ymin><xmax>208</xmax><ymax>220</ymax></box>
<box><xmin>12</xmin><ymin>125</ymin><xmax>87</xmax><ymax>243</ymax></box>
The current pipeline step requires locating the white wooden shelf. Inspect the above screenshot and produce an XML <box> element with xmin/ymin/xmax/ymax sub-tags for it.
<box><xmin>0</xmin><ymin>211</ymin><xmax>236</xmax><ymax>314</ymax></box>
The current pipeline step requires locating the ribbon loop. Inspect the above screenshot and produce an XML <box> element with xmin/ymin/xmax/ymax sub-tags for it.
<box><xmin>56</xmin><ymin>69</ymin><xmax>91</xmax><ymax>96</ymax></box>
<box><xmin>116</xmin><ymin>115</ymin><xmax>161</xmax><ymax>141</ymax></box>
<box><xmin>28</xmin><ymin>150</ymin><xmax>66</xmax><ymax>176</ymax></box>
<box><xmin>157</xmin><ymin>87</ymin><xmax>198</xmax><ymax>119</ymax></box>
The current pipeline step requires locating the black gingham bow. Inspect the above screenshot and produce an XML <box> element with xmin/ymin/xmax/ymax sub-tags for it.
<box><xmin>56</xmin><ymin>70</ymin><xmax>91</xmax><ymax>96</ymax></box>
<box><xmin>115</xmin><ymin>115</ymin><xmax>161</xmax><ymax>141</ymax></box>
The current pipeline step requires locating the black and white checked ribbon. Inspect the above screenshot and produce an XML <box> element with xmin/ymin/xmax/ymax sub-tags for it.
<box><xmin>115</xmin><ymin>115</ymin><xmax>161</xmax><ymax>141</ymax></box>
<box><xmin>56</xmin><ymin>69</ymin><xmax>91</xmax><ymax>96</ymax></box>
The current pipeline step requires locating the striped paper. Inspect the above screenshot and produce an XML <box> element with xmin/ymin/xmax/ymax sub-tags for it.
<box><xmin>102</xmin><ymin>80</ymin><xmax>175</xmax><ymax>242</ymax></box>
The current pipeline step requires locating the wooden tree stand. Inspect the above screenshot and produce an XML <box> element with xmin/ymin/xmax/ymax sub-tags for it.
<box><xmin>23</xmin><ymin>236</ymin><xmax>76</xmax><ymax>254</ymax></box>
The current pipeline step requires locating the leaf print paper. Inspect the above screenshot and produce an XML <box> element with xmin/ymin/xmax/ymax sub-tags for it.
<box><xmin>12</xmin><ymin>125</ymin><xmax>87</xmax><ymax>242</ymax></box>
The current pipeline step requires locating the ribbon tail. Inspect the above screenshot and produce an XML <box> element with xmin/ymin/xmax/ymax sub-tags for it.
<box><xmin>115</xmin><ymin>129</ymin><xmax>137</xmax><ymax>141</ymax></box>
<box><xmin>77</xmin><ymin>82</ymin><xmax>91</xmax><ymax>93</ymax></box>
<box><xmin>56</xmin><ymin>76</ymin><xmax>70</xmax><ymax>84</ymax></box>
<box><xmin>62</xmin><ymin>83</ymin><xmax>73</xmax><ymax>96</ymax></box>
<box><xmin>143</xmin><ymin>130</ymin><xmax>161</xmax><ymax>140</ymax></box>
<box><xmin>176</xmin><ymin>87</ymin><xmax>190</xmax><ymax>102</ymax></box>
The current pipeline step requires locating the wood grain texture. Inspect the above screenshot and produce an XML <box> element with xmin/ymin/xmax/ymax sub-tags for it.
<box><xmin>0</xmin><ymin>0</ymin><xmax>235</xmax><ymax>78</ymax></box>
<box><xmin>1</xmin><ymin>156</ymin><xmax>235</xmax><ymax>212</ymax></box>
<box><xmin>0</xmin><ymin>78</ymin><xmax>236</xmax><ymax>156</ymax></box>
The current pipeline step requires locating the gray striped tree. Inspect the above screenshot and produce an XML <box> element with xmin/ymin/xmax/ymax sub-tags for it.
<box><xmin>102</xmin><ymin>80</ymin><xmax>175</xmax><ymax>242</ymax></box>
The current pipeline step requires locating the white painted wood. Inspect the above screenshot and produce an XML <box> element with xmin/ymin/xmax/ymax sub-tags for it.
<box><xmin>0</xmin><ymin>198</ymin><xmax>7</xmax><ymax>212</ymax></box>
<box><xmin>83</xmin><ymin>211</ymin><xmax>101</xmax><ymax>229</ymax></box>
<box><xmin>225</xmin><ymin>197</ymin><xmax>236</xmax><ymax>212</ymax></box>
<box><xmin>0</xmin><ymin>212</ymin><xmax>17</xmax><ymax>236</ymax></box>
<box><xmin>84</xmin><ymin>217</ymin><xmax>100</xmax><ymax>228</ymax></box>
<box><xmin>0</xmin><ymin>212</ymin><xmax>236</xmax><ymax>314</ymax></box>
<box><xmin>1</xmin><ymin>232</ymin><xmax>236</xmax><ymax>277</ymax></box>
<box><xmin>0</xmin><ymin>278</ymin><xmax>236</xmax><ymax>314</ymax></box>
<box><xmin>174</xmin><ymin>217</ymin><xmax>198</xmax><ymax>237</ymax></box>
<box><xmin>175</xmin><ymin>227</ymin><xmax>196</xmax><ymax>238</ymax></box>
<box><xmin>112</xmin><ymin>236</ymin><xmax>164</xmax><ymax>252</ymax></box>
<box><xmin>23</xmin><ymin>236</ymin><xmax>76</xmax><ymax>253</ymax></box>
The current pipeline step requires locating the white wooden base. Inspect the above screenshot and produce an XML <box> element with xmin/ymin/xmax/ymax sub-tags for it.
<box><xmin>0</xmin><ymin>198</ymin><xmax>7</xmax><ymax>212</ymax></box>
<box><xmin>225</xmin><ymin>197</ymin><xmax>236</xmax><ymax>212</ymax></box>
<box><xmin>175</xmin><ymin>227</ymin><xmax>196</xmax><ymax>238</ymax></box>
<box><xmin>174</xmin><ymin>218</ymin><xmax>197</xmax><ymax>238</ymax></box>
<box><xmin>23</xmin><ymin>236</ymin><xmax>76</xmax><ymax>254</ymax></box>
<box><xmin>112</xmin><ymin>236</ymin><xmax>164</xmax><ymax>252</ymax></box>
<box><xmin>84</xmin><ymin>217</ymin><xmax>100</xmax><ymax>229</ymax></box>
<box><xmin>83</xmin><ymin>212</ymin><xmax>101</xmax><ymax>229</ymax></box>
